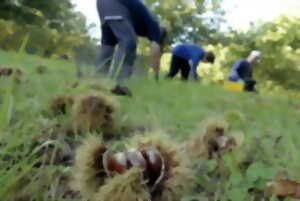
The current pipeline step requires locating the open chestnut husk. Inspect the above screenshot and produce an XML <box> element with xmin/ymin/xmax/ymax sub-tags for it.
<box><xmin>71</xmin><ymin>136</ymin><xmax>107</xmax><ymax>200</ymax></box>
<box><xmin>189</xmin><ymin>118</ymin><xmax>240</xmax><ymax>159</ymax></box>
<box><xmin>73</xmin><ymin>133</ymin><xmax>194</xmax><ymax>201</ymax></box>
<box><xmin>72</xmin><ymin>91</ymin><xmax>119</xmax><ymax>139</ymax></box>
<box><xmin>126</xmin><ymin>132</ymin><xmax>195</xmax><ymax>201</ymax></box>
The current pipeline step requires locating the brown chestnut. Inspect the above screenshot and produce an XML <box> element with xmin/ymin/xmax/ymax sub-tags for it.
<box><xmin>103</xmin><ymin>151</ymin><xmax>128</xmax><ymax>175</ymax></box>
<box><xmin>142</xmin><ymin>147</ymin><xmax>165</xmax><ymax>192</ymax></box>
<box><xmin>126</xmin><ymin>151</ymin><xmax>147</xmax><ymax>169</ymax></box>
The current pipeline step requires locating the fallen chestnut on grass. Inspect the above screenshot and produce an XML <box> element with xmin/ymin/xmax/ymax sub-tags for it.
<box><xmin>72</xmin><ymin>91</ymin><xmax>119</xmax><ymax>138</ymax></box>
<box><xmin>103</xmin><ymin>151</ymin><xmax>128</xmax><ymax>175</ymax></box>
<box><xmin>126</xmin><ymin>150</ymin><xmax>147</xmax><ymax>169</ymax></box>
<box><xmin>0</xmin><ymin>67</ymin><xmax>23</xmax><ymax>77</ymax></box>
<box><xmin>0</xmin><ymin>67</ymin><xmax>13</xmax><ymax>76</ymax></box>
<box><xmin>72</xmin><ymin>133</ymin><xmax>194</xmax><ymax>201</ymax></box>
<box><xmin>142</xmin><ymin>147</ymin><xmax>165</xmax><ymax>191</ymax></box>
<box><xmin>49</xmin><ymin>96</ymin><xmax>74</xmax><ymax>116</ymax></box>
<box><xmin>36</xmin><ymin>65</ymin><xmax>48</xmax><ymax>74</ymax></box>
<box><xmin>190</xmin><ymin>118</ymin><xmax>239</xmax><ymax>159</ymax></box>
<box><xmin>72</xmin><ymin>136</ymin><xmax>107</xmax><ymax>201</ymax></box>
<box><xmin>122</xmin><ymin>132</ymin><xmax>194</xmax><ymax>201</ymax></box>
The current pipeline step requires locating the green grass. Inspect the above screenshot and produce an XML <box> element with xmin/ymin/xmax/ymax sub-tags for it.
<box><xmin>0</xmin><ymin>50</ymin><xmax>300</xmax><ymax>201</ymax></box>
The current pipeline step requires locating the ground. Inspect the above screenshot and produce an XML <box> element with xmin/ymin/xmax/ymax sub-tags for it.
<box><xmin>0</xmin><ymin>50</ymin><xmax>299</xmax><ymax>201</ymax></box>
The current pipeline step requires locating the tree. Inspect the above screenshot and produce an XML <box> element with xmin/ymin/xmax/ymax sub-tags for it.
<box><xmin>200</xmin><ymin>15</ymin><xmax>300</xmax><ymax>90</ymax></box>
<box><xmin>0</xmin><ymin>0</ymin><xmax>98</xmax><ymax>57</ymax></box>
<box><xmin>145</xmin><ymin>0</ymin><xmax>225</xmax><ymax>44</ymax></box>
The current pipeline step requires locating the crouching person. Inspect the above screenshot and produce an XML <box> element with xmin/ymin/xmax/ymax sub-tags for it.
<box><xmin>229</xmin><ymin>50</ymin><xmax>261</xmax><ymax>92</ymax></box>
<box><xmin>166</xmin><ymin>43</ymin><xmax>215</xmax><ymax>81</ymax></box>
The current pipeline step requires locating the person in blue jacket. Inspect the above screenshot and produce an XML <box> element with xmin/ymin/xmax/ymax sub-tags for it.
<box><xmin>96</xmin><ymin>0</ymin><xmax>167</xmax><ymax>96</ymax></box>
<box><xmin>166</xmin><ymin>43</ymin><xmax>215</xmax><ymax>81</ymax></box>
<box><xmin>229</xmin><ymin>50</ymin><xmax>261</xmax><ymax>91</ymax></box>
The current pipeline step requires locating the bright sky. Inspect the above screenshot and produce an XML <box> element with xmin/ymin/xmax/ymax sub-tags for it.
<box><xmin>72</xmin><ymin>0</ymin><xmax>300</xmax><ymax>38</ymax></box>
<box><xmin>72</xmin><ymin>0</ymin><xmax>100</xmax><ymax>38</ymax></box>
<box><xmin>223</xmin><ymin>0</ymin><xmax>300</xmax><ymax>30</ymax></box>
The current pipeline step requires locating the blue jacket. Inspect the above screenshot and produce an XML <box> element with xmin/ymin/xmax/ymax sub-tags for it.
<box><xmin>172</xmin><ymin>43</ymin><xmax>205</xmax><ymax>80</ymax></box>
<box><xmin>118</xmin><ymin>0</ymin><xmax>161</xmax><ymax>43</ymax></box>
<box><xmin>229</xmin><ymin>59</ymin><xmax>253</xmax><ymax>81</ymax></box>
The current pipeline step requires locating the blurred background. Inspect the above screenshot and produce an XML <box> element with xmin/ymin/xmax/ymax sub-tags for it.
<box><xmin>1</xmin><ymin>0</ymin><xmax>300</xmax><ymax>92</ymax></box>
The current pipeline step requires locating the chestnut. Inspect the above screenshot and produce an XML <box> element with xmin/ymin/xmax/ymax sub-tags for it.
<box><xmin>103</xmin><ymin>151</ymin><xmax>128</xmax><ymax>175</ymax></box>
<box><xmin>126</xmin><ymin>151</ymin><xmax>147</xmax><ymax>169</ymax></box>
<box><xmin>142</xmin><ymin>147</ymin><xmax>165</xmax><ymax>192</ymax></box>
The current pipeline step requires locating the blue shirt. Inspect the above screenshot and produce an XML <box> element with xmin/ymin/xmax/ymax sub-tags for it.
<box><xmin>229</xmin><ymin>59</ymin><xmax>253</xmax><ymax>81</ymax></box>
<box><xmin>118</xmin><ymin>0</ymin><xmax>161</xmax><ymax>43</ymax></box>
<box><xmin>172</xmin><ymin>44</ymin><xmax>205</xmax><ymax>80</ymax></box>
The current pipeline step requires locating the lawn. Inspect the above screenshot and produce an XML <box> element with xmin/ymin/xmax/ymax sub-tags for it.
<box><xmin>0</xmin><ymin>50</ymin><xmax>299</xmax><ymax>201</ymax></box>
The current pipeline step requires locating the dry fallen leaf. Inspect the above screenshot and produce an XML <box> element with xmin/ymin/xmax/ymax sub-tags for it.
<box><xmin>266</xmin><ymin>179</ymin><xmax>300</xmax><ymax>199</ymax></box>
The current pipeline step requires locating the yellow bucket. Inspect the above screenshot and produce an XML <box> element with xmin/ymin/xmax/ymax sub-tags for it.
<box><xmin>224</xmin><ymin>81</ymin><xmax>244</xmax><ymax>92</ymax></box>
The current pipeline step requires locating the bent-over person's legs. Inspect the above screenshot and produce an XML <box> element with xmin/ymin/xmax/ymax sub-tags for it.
<box><xmin>96</xmin><ymin>0</ymin><xmax>136</xmax><ymax>84</ymax></box>
<box><xmin>106</xmin><ymin>20</ymin><xmax>137</xmax><ymax>86</ymax></box>
<box><xmin>167</xmin><ymin>55</ymin><xmax>190</xmax><ymax>80</ymax></box>
<box><xmin>180</xmin><ymin>64</ymin><xmax>191</xmax><ymax>80</ymax></box>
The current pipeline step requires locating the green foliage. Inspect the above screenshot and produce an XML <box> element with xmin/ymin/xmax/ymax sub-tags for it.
<box><xmin>0</xmin><ymin>85</ymin><xmax>14</xmax><ymax>132</ymax></box>
<box><xmin>2</xmin><ymin>0</ymin><xmax>300</xmax><ymax>93</ymax></box>
<box><xmin>252</xmin><ymin>16</ymin><xmax>300</xmax><ymax>90</ymax></box>
<box><xmin>137</xmin><ymin>2</ymin><xmax>300</xmax><ymax>92</ymax></box>
<box><xmin>143</xmin><ymin>0</ymin><xmax>225</xmax><ymax>46</ymax></box>
<box><xmin>0</xmin><ymin>0</ymin><xmax>98</xmax><ymax>58</ymax></box>
<box><xmin>182</xmin><ymin>15</ymin><xmax>300</xmax><ymax>91</ymax></box>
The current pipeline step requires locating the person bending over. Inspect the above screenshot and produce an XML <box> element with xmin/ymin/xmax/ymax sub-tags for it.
<box><xmin>166</xmin><ymin>43</ymin><xmax>215</xmax><ymax>81</ymax></box>
<box><xmin>96</xmin><ymin>0</ymin><xmax>167</xmax><ymax>96</ymax></box>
